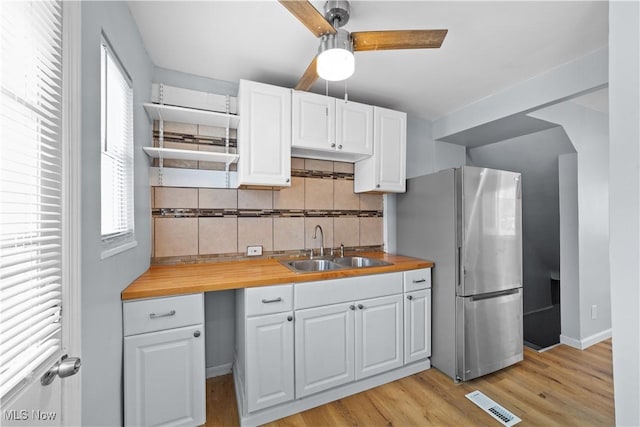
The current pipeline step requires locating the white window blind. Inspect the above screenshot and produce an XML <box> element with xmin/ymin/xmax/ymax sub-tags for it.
<box><xmin>0</xmin><ymin>0</ymin><xmax>64</xmax><ymax>398</ymax></box>
<box><xmin>101</xmin><ymin>40</ymin><xmax>135</xmax><ymax>256</ymax></box>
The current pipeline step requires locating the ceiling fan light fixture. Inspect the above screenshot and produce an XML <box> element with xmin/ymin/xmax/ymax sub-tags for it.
<box><xmin>317</xmin><ymin>29</ymin><xmax>354</xmax><ymax>81</ymax></box>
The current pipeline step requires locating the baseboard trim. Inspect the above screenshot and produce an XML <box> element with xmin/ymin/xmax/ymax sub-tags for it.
<box><xmin>560</xmin><ymin>328</ymin><xmax>612</xmax><ymax>350</ymax></box>
<box><xmin>206</xmin><ymin>363</ymin><xmax>233</xmax><ymax>379</ymax></box>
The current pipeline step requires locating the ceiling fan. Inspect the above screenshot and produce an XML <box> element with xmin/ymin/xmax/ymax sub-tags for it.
<box><xmin>279</xmin><ymin>0</ymin><xmax>448</xmax><ymax>91</ymax></box>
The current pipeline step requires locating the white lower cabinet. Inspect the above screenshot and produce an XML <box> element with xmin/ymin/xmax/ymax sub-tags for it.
<box><xmin>355</xmin><ymin>294</ymin><xmax>404</xmax><ymax>379</ymax></box>
<box><xmin>404</xmin><ymin>289</ymin><xmax>432</xmax><ymax>364</ymax></box>
<box><xmin>246</xmin><ymin>312</ymin><xmax>295</xmax><ymax>411</ymax></box>
<box><xmin>234</xmin><ymin>271</ymin><xmax>431</xmax><ymax>425</ymax></box>
<box><xmin>123</xmin><ymin>294</ymin><xmax>205</xmax><ymax>427</ymax></box>
<box><xmin>294</xmin><ymin>303</ymin><xmax>355</xmax><ymax>398</ymax></box>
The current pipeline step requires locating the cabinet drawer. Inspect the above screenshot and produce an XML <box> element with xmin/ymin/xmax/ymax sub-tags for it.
<box><xmin>123</xmin><ymin>293</ymin><xmax>204</xmax><ymax>336</ymax></box>
<box><xmin>245</xmin><ymin>284</ymin><xmax>293</xmax><ymax>316</ymax></box>
<box><xmin>295</xmin><ymin>273</ymin><xmax>402</xmax><ymax>310</ymax></box>
<box><xmin>404</xmin><ymin>268</ymin><xmax>431</xmax><ymax>292</ymax></box>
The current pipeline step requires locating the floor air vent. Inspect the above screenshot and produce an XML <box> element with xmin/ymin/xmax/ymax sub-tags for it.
<box><xmin>466</xmin><ymin>390</ymin><xmax>521</xmax><ymax>426</ymax></box>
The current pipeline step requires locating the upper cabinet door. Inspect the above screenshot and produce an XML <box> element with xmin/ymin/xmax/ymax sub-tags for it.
<box><xmin>336</xmin><ymin>100</ymin><xmax>373</xmax><ymax>157</ymax></box>
<box><xmin>375</xmin><ymin>107</ymin><xmax>407</xmax><ymax>192</ymax></box>
<box><xmin>354</xmin><ymin>106</ymin><xmax>407</xmax><ymax>193</ymax></box>
<box><xmin>238</xmin><ymin>80</ymin><xmax>291</xmax><ymax>187</ymax></box>
<box><xmin>292</xmin><ymin>91</ymin><xmax>335</xmax><ymax>151</ymax></box>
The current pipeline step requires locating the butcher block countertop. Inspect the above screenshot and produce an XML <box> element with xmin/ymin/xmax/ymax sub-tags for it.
<box><xmin>122</xmin><ymin>252</ymin><xmax>433</xmax><ymax>301</ymax></box>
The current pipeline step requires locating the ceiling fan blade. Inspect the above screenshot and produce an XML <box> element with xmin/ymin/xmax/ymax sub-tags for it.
<box><xmin>295</xmin><ymin>56</ymin><xmax>319</xmax><ymax>91</ymax></box>
<box><xmin>352</xmin><ymin>29</ymin><xmax>448</xmax><ymax>51</ymax></box>
<box><xmin>279</xmin><ymin>1</ymin><xmax>337</xmax><ymax>37</ymax></box>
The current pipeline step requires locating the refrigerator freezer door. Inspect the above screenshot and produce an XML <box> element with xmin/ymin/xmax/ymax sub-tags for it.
<box><xmin>456</xmin><ymin>289</ymin><xmax>523</xmax><ymax>381</ymax></box>
<box><xmin>459</xmin><ymin>166</ymin><xmax>522</xmax><ymax>296</ymax></box>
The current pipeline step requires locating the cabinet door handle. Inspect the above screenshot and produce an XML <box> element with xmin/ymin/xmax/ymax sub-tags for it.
<box><xmin>193</xmin><ymin>330</ymin><xmax>201</xmax><ymax>338</ymax></box>
<box><xmin>357</xmin><ymin>304</ymin><xmax>364</xmax><ymax>310</ymax></box>
<box><xmin>412</xmin><ymin>279</ymin><xmax>426</xmax><ymax>283</ymax></box>
<box><xmin>338</xmin><ymin>145</ymin><xmax>342</xmax><ymax>150</ymax></box>
<box><xmin>407</xmin><ymin>295</ymin><xmax>413</xmax><ymax>300</ymax></box>
<box><xmin>149</xmin><ymin>310</ymin><xmax>175</xmax><ymax>319</ymax></box>
<box><xmin>262</xmin><ymin>297</ymin><xmax>282</xmax><ymax>304</ymax></box>
<box><xmin>285</xmin><ymin>178</ymin><xmax>290</xmax><ymax>183</ymax></box>
<box><xmin>349</xmin><ymin>305</ymin><xmax>356</xmax><ymax>311</ymax></box>
<box><xmin>376</xmin><ymin>184</ymin><xmax>381</xmax><ymax>188</ymax></box>
<box><xmin>287</xmin><ymin>315</ymin><xmax>293</xmax><ymax>322</ymax></box>
<box><xmin>331</xmin><ymin>143</ymin><xmax>336</xmax><ymax>148</ymax></box>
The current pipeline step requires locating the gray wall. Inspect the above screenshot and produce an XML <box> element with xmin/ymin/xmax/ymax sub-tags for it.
<box><xmin>406</xmin><ymin>116</ymin><xmax>466</xmax><ymax>179</ymax></box>
<box><xmin>467</xmin><ymin>126</ymin><xmax>576</xmax><ymax>313</ymax></box>
<box><xmin>609</xmin><ymin>1</ymin><xmax>640</xmax><ymax>424</ymax></box>
<box><xmin>558</xmin><ymin>154</ymin><xmax>580</xmax><ymax>341</ymax></box>
<box><xmin>529</xmin><ymin>102</ymin><xmax>611</xmax><ymax>342</ymax></box>
<box><xmin>81</xmin><ymin>3</ymin><xmax>153</xmax><ymax>425</ymax></box>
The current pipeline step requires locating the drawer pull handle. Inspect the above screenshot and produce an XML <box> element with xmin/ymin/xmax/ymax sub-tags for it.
<box><xmin>149</xmin><ymin>310</ymin><xmax>176</xmax><ymax>319</ymax></box>
<box><xmin>412</xmin><ymin>279</ymin><xmax>426</xmax><ymax>283</ymax></box>
<box><xmin>262</xmin><ymin>297</ymin><xmax>283</xmax><ymax>304</ymax></box>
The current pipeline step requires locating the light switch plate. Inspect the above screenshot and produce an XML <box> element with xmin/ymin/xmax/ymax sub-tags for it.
<box><xmin>247</xmin><ymin>246</ymin><xmax>263</xmax><ymax>256</ymax></box>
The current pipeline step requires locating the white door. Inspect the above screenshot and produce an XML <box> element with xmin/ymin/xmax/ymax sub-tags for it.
<box><xmin>292</xmin><ymin>91</ymin><xmax>335</xmax><ymax>151</ymax></box>
<box><xmin>0</xmin><ymin>1</ymin><xmax>81</xmax><ymax>426</ymax></box>
<box><xmin>374</xmin><ymin>107</ymin><xmax>407</xmax><ymax>192</ymax></box>
<box><xmin>237</xmin><ymin>80</ymin><xmax>291</xmax><ymax>187</ymax></box>
<box><xmin>404</xmin><ymin>289</ymin><xmax>432</xmax><ymax>364</ymax></box>
<box><xmin>355</xmin><ymin>295</ymin><xmax>404</xmax><ymax>380</ymax></box>
<box><xmin>246</xmin><ymin>312</ymin><xmax>294</xmax><ymax>412</ymax></box>
<box><xmin>295</xmin><ymin>303</ymin><xmax>355</xmax><ymax>398</ymax></box>
<box><xmin>336</xmin><ymin>100</ymin><xmax>373</xmax><ymax>157</ymax></box>
<box><xmin>123</xmin><ymin>325</ymin><xmax>206</xmax><ymax>427</ymax></box>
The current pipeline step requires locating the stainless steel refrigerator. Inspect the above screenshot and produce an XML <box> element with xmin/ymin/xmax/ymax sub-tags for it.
<box><xmin>397</xmin><ymin>166</ymin><xmax>523</xmax><ymax>382</ymax></box>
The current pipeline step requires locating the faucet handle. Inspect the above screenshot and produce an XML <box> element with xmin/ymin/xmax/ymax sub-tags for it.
<box><xmin>340</xmin><ymin>243</ymin><xmax>345</xmax><ymax>257</ymax></box>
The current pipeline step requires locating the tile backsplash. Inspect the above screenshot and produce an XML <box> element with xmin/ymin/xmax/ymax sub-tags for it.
<box><xmin>151</xmin><ymin>158</ymin><xmax>384</xmax><ymax>264</ymax></box>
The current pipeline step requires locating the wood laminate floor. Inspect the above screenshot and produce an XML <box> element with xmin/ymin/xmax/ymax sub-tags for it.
<box><xmin>205</xmin><ymin>339</ymin><xmax>613</xmax><ymax>426</ymax></box>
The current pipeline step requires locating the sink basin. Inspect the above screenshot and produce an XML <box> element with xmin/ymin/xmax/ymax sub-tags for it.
<box><xmin>281</xmin><ymin>256</ymin><xmax>392</xmax><ymax>273</ymax></box>
<box><xmin>331</xmin><ymin>256</ymin><xmax>392</xmax><ymax>268</ymax></box>
<box><xmin>281</xmin><ymin>259</ymin><xmax>343</xmax><ymax>272</ymax></box>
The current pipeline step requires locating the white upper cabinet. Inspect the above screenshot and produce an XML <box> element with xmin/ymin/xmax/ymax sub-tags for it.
<box><xmin>336</xmin><ymin>100</ymin><xmax>373</xmax><ymax>158</ymax></box>
<box><xmin>292</xmin><ymin>91</ymin><xmax>335</xmax><ymax>151</ymax></box>
<box><xmin>292</xmin><ymin>91</ymin><xmax>373</xmax><ymax>162</ymax></box>
<box><xmin>238</xmin><ymin>80</ymin><xmax>291</xmax><ymax>187</ymax></box>
<box><xmin>354</xmin><ymin>106</ymin><xmax>407</xmax><ymax>193</ymax></box>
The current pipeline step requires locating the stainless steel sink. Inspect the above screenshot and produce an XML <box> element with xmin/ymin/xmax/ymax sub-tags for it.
<box><xmin>281</xmin><ymin>259</ymin><xmax>343</xmax><ymax>272</ymax></box>
<box><xmin>281</xmin><ymin>256</ymin><xmax>392</xmax><ymax>273</ymax></box>
<box><xmin>331</xmin><ymin>256</ymin><xmax>392</xmax><ymax>268</ymax></box>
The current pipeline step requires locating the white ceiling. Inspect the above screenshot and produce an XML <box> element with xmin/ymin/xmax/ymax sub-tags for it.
<box><xmin>127</xmin><ymin>1</ymin><xmax>608</xmax><ymax>122</ymax></box>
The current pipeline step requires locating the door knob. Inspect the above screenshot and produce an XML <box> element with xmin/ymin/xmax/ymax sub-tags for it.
<box><xmin>41</xmin><ymin>355</ymin><xmax>81</xmax><ymax>386</ymax></box>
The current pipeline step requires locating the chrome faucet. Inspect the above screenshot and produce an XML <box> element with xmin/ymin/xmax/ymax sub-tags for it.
<box><xmin>313</xmin><ymin>225</ymin><xmax>324</xmax><ymax>257</ymax></box>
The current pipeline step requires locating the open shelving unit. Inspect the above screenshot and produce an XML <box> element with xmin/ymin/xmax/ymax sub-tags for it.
<box><xmin>142</xmin><ymin>147</ymin><xmax>238</xmax><ymax>167</ymax></box>
<box><xmin>142</xmin><ymin>85</ymin><xmax>240</xmax><ymax>189</ymax></box>
<box><xmin>143</xmin><ymin>103</ymin><xmax>240</xmax><ymax>129</ymax></box>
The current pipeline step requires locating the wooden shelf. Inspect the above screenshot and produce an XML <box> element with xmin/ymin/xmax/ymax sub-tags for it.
<box><xmin>143</xmin><ymin>103</ymin><xmax>240</xmax><ymax>129</ymax></box>
<box><xmin>143</xmin><ymin>147</ymin><xmax>238</xmax><ymax>166</ymax></box>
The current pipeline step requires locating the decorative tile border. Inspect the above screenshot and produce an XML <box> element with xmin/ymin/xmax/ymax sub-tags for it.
<box><xmin>152</xmin><ymin>208</ymin><xmax>383</xmax><ymax>219</ymax></box>
<box><xmin>151</xmin><ymin>244</ymin><xmax>385</xmax><ymax>265</ymax></box>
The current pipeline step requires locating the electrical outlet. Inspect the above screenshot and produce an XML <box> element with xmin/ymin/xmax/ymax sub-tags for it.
<box><xmin>247</xmin><ymin>245</ymin><xmax>263</xmax><ymax>256</ymax></box>
<box><xmin>591</xmin><ymin>304</ymin><xmax>598</xmax><ymax>320</ymax></box>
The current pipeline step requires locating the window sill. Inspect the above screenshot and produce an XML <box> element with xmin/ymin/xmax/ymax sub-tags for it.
<box><xmin>101</xmin><ymin>240</ymin><xmax>138</xmax><ymax>260</ymax></box>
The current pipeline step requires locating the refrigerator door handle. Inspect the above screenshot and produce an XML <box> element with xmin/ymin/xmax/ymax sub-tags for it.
<box><xmin>456</xmin><ymin>246</ymin><xmax>462</xmax><ymax>288</ymax></box>
<box><xmin>470</xmin><ymin>288</ymin><xmax>521</xmax><ymax>302</ymax></box>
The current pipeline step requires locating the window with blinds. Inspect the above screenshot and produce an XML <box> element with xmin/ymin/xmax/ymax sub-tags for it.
<box><xmin>100</xmin><ymin>39</ymin><xmax>135</xmax><ymax>257</ymax></box>
<box><xmin>0</xmin><ymin>0</ymin><xmax>64</xmax><ymax>398</ymax></box>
